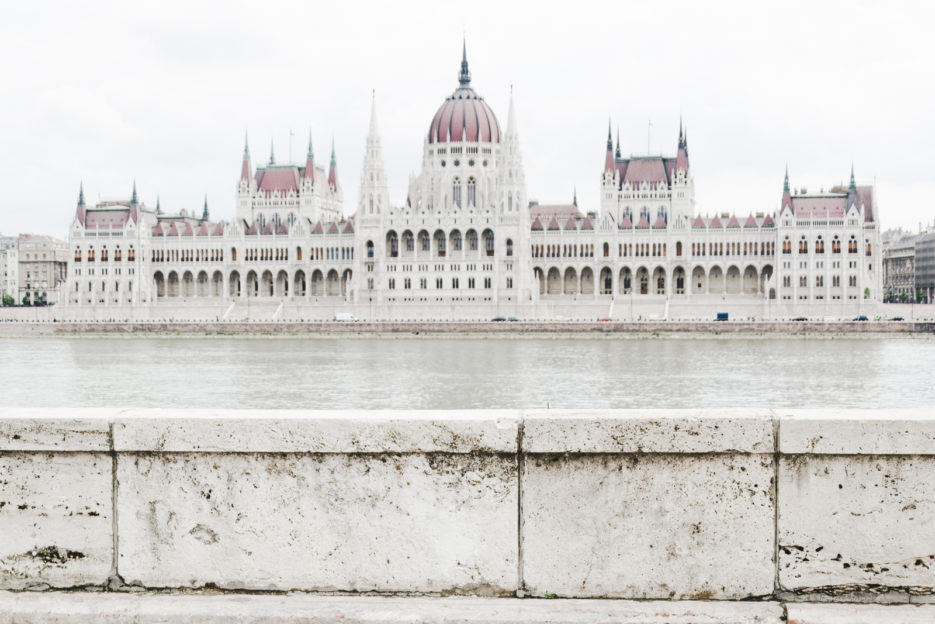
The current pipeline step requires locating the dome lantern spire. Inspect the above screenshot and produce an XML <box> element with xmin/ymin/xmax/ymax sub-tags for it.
<box><xmin>459</xmin><ymin>39</ymin><xmax>471</xmax><ymax>87</ymax></box>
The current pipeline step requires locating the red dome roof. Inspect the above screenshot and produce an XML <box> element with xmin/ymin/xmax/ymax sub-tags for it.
<box><xmin>427</xmin><ymin>47</ymin><xmax>501</xmax><ymax>144</ymax></box>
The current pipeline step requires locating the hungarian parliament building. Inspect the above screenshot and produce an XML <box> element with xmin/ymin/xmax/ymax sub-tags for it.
<box><xmin>63</xmin><ymin>47</ymin><xmax>882</xmax><ymax>320</ymax></box>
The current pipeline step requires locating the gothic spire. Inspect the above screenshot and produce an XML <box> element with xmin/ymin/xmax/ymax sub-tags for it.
<box><xmin>241</xmin><ymin>132</ymin><xmax>253</xmax><ymax>181</ymax></box>
<box><xmin>368</xmin><ymin>89</ymin><xmax>380</xmax><ymax>138</ymax></box>
<box><xmin>459</xmin><ymin>39</ymin><xmax>471</xmax><ymax>87</ymax></box>
<box><xmin>573</xmin><ymin>186</ymin><xmax>578</xmax><ymax>208</ymax></box>
<box><xmin>849</xmin><ymin>164</ymin><xmax>857</xmax><ymax>191</ymax></box>
<box><xmin>307</xmin><ymin>130</ymin><xmax>314</xmax><ymax>159</ymax></box>
<box><xmin>328</xmin><ymin>137</ymin><xmax>338</xmax><ymax>189</ymax></box>
<box><xmin>678</xmin><ymin>117</ymin><xmax>685</xmax><ymax>148</ymax></box>
<box><xmin>783</xmin><ymin>164</ymin><xmax>790</xmax><ymax>194</ymax></box>
<box><xmin>78</xmin><ymin>182</ymin><xmax>85</xmax><ymax>207</ymax></box>
<box><xmin>506</xmin><ymin>85</ymin><xmax>518</xmax><ymax>136</ymax></box>
<box><xmin>130</xmin><ymin>180</ymin><xmax>138</xmax><ymax>205</ymax></box>
<box><xmin>268</xmin><ymin>139</ymin><xmax>276</xmax><ymax>165</ymax></box>
<box><xmin>202</xmin><ymin>195</ymin><xmax>209</xmax><ymax>221</ymax></box>
<box><xmin>243</xmin><ymin>131</ymin><xmax>250</xmax><ymax>160</ymax></box>
<box><xmin>615</xmin><ymin>127</ymin><xmax>621</xmax><ymax>159</ymax></box>
<box><xmin>156</xmin><ymin>195</ymin><xmax>162</xmax><ymax>215</ymax></box>
<box><xmin>606</xmin><ymin>119</ymin><xmax>613</xmax><ymax>150</ymax></box>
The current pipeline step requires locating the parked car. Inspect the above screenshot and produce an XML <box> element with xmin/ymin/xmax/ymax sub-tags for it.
<box><xmin>598</xmin><ymin>317</ymin><xmax>612</xmax><ymax>322</ymax></box>
<box><xmin>507</xmin><ymin>316</ymin><xmax>519</xmax><ymax>322</ymax></box>
<box><xmin>890</xmin><ymin>316</ymin><xmax>905</xmax><ymax>321</ymax></box>
<box><xmin>852</xmin><ymin>315</ymin><xmax>869</xmax><ymax>321</ymax></box>
<box><xmin>715</xmin><ymin>312</ymin><xmax>729</xmax><ymax>321</ymax></box>
<box><xmin>491</xmin><ymin>316</ymin><xmax>506</xmax><ymax>322</ymax></box>
<box><xmin>792</xmin><ymin>316</ymin><xmax>808</xmax><ymax>321</ymax></box>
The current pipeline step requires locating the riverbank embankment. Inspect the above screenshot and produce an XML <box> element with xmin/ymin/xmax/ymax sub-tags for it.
<box><xmin>1</xmin><ymin>319</ymin><xmax>933</xmax><ymax>337</ymax></box>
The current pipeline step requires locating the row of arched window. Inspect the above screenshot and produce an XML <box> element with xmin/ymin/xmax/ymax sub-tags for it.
<box><xmin>152</xmin><ymin>248</ymin><xmax>223</xmax><ymax>263</ymax></box>
<box><xmin>783</xmin><ymin>235</ymin><xmax>868</xmax><ymax>255</ymax></box>
<box><xmin>531</xmin><ymin>244</ymin><xmax>596</xmax><ymax>258</ymax></box>
<box><xmin>382</xmin><ymin>229</ymin><xmax>497</xmax><ymax>258</ymax></box>
<box><xmin>73</xmin><ymin>245</ymin><xmax>135</xmax><ymax>263</ymax></box>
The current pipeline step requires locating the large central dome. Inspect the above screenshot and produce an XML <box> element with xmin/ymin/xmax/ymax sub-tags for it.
<box><xmin>427</xmin><ymin>45</ymin><xmax>501</xmax><ymax>144</ymax></box>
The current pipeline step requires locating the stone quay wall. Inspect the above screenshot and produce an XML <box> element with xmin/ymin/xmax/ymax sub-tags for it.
<box><xmin>3</xmin><ymin>409</ymin><xmax>935</xmax><ymax>622</ymax></box>
<box><xmin>1</xmin><ymin>320</ymin><xmax>934</xmax><ymax>337</ymax></box>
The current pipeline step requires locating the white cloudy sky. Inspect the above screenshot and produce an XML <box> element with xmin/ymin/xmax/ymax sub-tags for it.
<box><xmin>1</xmin><ymin>0</ymin><xmax>933</xmax><ymax>238</ymax></box>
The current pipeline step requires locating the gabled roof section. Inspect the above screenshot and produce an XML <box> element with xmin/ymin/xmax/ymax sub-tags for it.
<box><xmin>709</xmin><ymin>215</ymin><xmax>723</xmax><ymax>228</ymax></box>
<box><xmin>619</xmin><ymin>215</ymin><xmax>632</xmax><ymax>229</ymax></box>
<box><xmin>327</xmin><ymin>222</ymin><xmax>340</xmax><ymax>234</ymax></box>
<box><xmin>692</xmin><ymin>215</ymin><xmax>705</xmax><ymax>228</ymax></box>
<box><xmin>635</xmin><ymin>214</ymin><xmax>650</xmax><ymax>229</ymax></box>
<box><xmin>531</xmin><ymin>216</ymin><xmax>543</xmax><ymax>231</ymax></box>
<box><xmin>743</xmin><ymin>214</ymin><xmax>758</xmax><ymax>228</ymax></box>
<box><xmin>564</xmin><ymin>216</ymin><xmax>577</xmax><ymax>230</ymax></box>
<box><xmin>255</xmin><ymin>166</ymin><xmax>300</xmax><ymax>193</ymax></box>
<box><xmin>547</xmin><ymin>217</ymin><xmax>561</xmax><ymax>231</ymax></box>
<box><xmin>726</xmin><ymin>215</ymin><xmax>740</xmax><ymax>228</ymax></box>
<box><xmin>652</xmin><ymin>214</ymin><xmax>666</xmax><ymax>228</ymax></box>
<box><xmin>311</xmin><ymin>221</ymin><xmax>323</xmax><ymax>234</ymax></box>
<box><xmin>342</xmin><ymin>221</ymin><xmax>355</xmax><ymax>234</ymax></box>
<box><xmin>762</xmin><ymin>214</ymin><xmax>775</xmax><ymax>227</ymax></box>
<box><xmin>580</xmin><ymin>216</ymin><xmax>593</xmax><ymax>230</ymax></box>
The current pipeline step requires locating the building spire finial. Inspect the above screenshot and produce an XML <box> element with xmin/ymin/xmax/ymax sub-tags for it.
<box><xmin>156</xmin><ymin>195</ymin><xmax>161</xmax><ymax>214</ymax></box>
<box><xmin>78</xmin><ymin>181</ymin><xmax>85</xmax><ymax>207</ymax></box>
<box><xmin>131</xmin><ymin>179</ymin><xmax>138</xmax><ymax>205</ymax></box>
<box><xmin>783</xmin><ymin>164</ymin><xmax>790</xmax><ymax>194</ymax></box>
<box><xmin>202</xmin><ymin>195</ymin><xmax>209</xmax><ymax>220</ymax></box>
<box><xmin>459</xmin><ymin>38</ymin><xmax>471</xmax><ymax>87</ymax></box>
<box><xmin>615</xmin><ymin>127</ymin><xmax>621</xmax><ymax>159</ymax></box>
<box><xmin>307</xmin><ymin>129</ymin><xmax>314</xmax><ymax>159</ymax></box>
<box><xmin>607</xmin><ymin>119</ymin><xmax>613</xmax><ymax>150</ymax></box>
<box><xmin>849</xmin><ymin>163</ymin><xmax>856</xmax><ymax>191</ymax></box>
<box><xmin>243</xmin><ymin>131</ymin><xmax>250</xmax><ymax>159</ymax></box>
<box><xmin>330</xmin><ymin>137</ymin><xmax>336</xmax><ymax>165</ymax></box>
<box><xmin>573</xmin><ymin>186</ymin><xmax>578</xmax><ymax>208</ymax></box>
<box><xmin>269</xmin><ymin>139</ymin><xmax>275</xmax><ymax>165</ymax></box>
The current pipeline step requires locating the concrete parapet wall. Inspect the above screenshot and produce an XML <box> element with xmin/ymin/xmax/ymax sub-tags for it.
<box><xmin>2</xmin><ymin>409</ymin><xmax>935</xmax><ymax>604</ymax></box>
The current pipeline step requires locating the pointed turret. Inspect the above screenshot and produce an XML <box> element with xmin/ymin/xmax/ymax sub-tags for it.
<box><xmin>573</xmin><ymin>187</ymin><xmax>578</xmax><ymax>208</ymax></box>
<box><xmin>268</xmin><ymin>140</ymin><xmax>275</xmax><ymax>166</ymax></box>
<box><xmin>847</xmin><ymin>164</ymin><xmax>859</xmax><ymax>212</ymax></box>
<box><xmin>328</xmin><ymin>138</ymin><xmax>338</xmax><ymax>189</ymax></box>
<box><xmin>459</xmin><ymin>38</ymin><xmax>471</xmax><ymax>87</ymax></box>
<box><xmin>156</xmin><ymin>196</ymin><xmax>162</xmax><ymax>215</ymax></box>
<box><xmin>782</xmin><ymin>164</ymin><xmax>793</xmax><ymax>213</ymax></box>
<box><xmin>303</xmin><ymin>130</ymin><xmax>315</xmax><ymax>180</ymax></box>
<box><xmin>506</xmin><ymin>85</ymin><xmax>519</xmax><ymax>137</ymax></box>
<box><xmin>130</xmin><ymin>180</ymin><xmax>138</xmax><ymax>205</ymax></box>
<box><xmin>75</xmin><ymin>182</ymin><xmax>86</xmax><ymax>224</ymax></box>
<box><xmin>202</xmin><ymin>195</ymin><xmax>209</xmax><ymax>221</ymax></box>
<box><xmin>676</xmin><ymin>120</ymin><xmax>690</xmax><ymax>173</ymax></box>
<box><xmin>615</xmin><ymin>128</ymin><xmax>621</xmax><ymax>159</ymax></box>
<box><xmin>241</xmin><ymin>132</ymin><xmax>252</xmax><ymax>181</ymax></box>
<box><xmin>604</xmin><ymin>120</ymin><xmax>614</xmax><ymax>173</ymax></box>
<box><xmin>359</xmin><ymin>91</ymin><xmax>388</xmax><ymax>217</ymax></box>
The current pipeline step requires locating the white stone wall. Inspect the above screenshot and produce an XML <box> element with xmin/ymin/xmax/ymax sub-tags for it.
<box><xmin>3</xmin><ymin>408</ymin><xmax>935</xmax><ymax>604</ymax></box>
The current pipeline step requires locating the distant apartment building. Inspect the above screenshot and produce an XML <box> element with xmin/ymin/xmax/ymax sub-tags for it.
<box><xmin>0</xmin><ymin>234</ymin><xmax>18</xmax><ymax>302</ymax></box>
<box><xmin>17</xmin><ymin>234</ymin><xmax>68</xmax><ymax>305</ymax></box>
<box><xmin>916</xmin><ymin>233</ymin><xmax>935</xmax><ymax>304</ymax></box>
<box><xmin>882</xmin><ymin>231</ymin><xmax>921</xmax><ymax>301</ymax></box>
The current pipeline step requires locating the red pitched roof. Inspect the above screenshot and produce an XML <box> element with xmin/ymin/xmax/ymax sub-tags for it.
<box><xmin>635</xmin><ymin>214</ymin><xmax>650</xmax><ymax>229</ymax></box>
<box><xmin>580</xmin><ymin>216</ymin><xmax>593</xmax><ymax>230</ymax></box>
<box><xmin>256</xmin><ymin>167</ymin><xmax>299</xmax><ymax>193</ymax></box>
<box><xmin>152</xmin><ymin>223</ymin><xmax>164</xmax><ymax>236</ymax></box>
<box><xmin>743</xmin><ymin>214</ymin><xmax>758</xmax><ymax>228</ymax></box>
<box><xmin>692</xmin><ymin>215</ymin><xmax>705</xmax><ymax>228</ymax></box>
<box><xmin>652</xmin><ymin>214</ymin><xmax>667</xmax><ymax>228</ymax></box>
<box><xmin>762</xmin><ymin>214</ymin><xmax>775</xmax><ymax>227</ymax></box>
<box><xmin>167</xmin><ymin>222</ymin><xmax>179</xmax><ymax>236</ymax></box>
<box><xmin>619</xmin><ymin>215</ymin><xmax>632</xmax><ymax>229</ymax></box>
<box><xmin>564</xmin><ymin>216</ymin><xmax>577</xmax><ymax>230</ymax></box>
<box><xmin>182</xmin><ymin>223</ymin><xmax>194</xmax><ymax>236</ymax></box>
<box><xmin>343</xmin><ymin>221</ymin><xmax>354</xmax><ymax>233</ymax></box>
<box><xmin>547</xmin><ymin>217</ymin><xmax>561</xmax><ymax>231</ymax></box>
<box><xmin>213</xmin><ymin>223</ymin><xmax>224</xmax><ymax>235</ymax></box>
<box><xmin>726</xmin><ymin>215</ymin><xmax>740</xmax><ymax>228</ymax></box>
<box><xmin>311</xmin><ymin>221</ymin><xmax>323</xmax><ymax>234</ymax></box>
<box><xmin>709</xmin><ymin>215</ymin><xmax>723</xmax><ymax>228</ymax></box>
<box><xmin>197</xmin><ymin>223</ymin><xmax>209</xmax><ymax>236</ymax></box>
<box><xmin>327</xmin><ymin>222</ymin><xmax>340</xmax><ymax>234</ymax></box>
<box><xmin>531</xmin><ymin>216</ymin><xmax>543</xmax><ymax>231</ymax></box>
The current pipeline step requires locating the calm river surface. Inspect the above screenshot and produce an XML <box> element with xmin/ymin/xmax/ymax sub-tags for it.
<box><xmin>1</xmin><ymin>336</ymin><xmax>933</xmax><ymax>409</ymax></box>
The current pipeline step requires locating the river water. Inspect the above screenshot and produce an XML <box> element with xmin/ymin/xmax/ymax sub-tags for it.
<box><xmin>1</xmin><ymin>336</ymin><xmax>933</xmax><ymax>409</ymax></box>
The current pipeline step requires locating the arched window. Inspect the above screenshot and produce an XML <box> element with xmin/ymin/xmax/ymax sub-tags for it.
<box><xmin>506</xmin><ymin>238</ymin><xmax>513</xmax><ymax>257</ymax></box>
<box><xmin>467</xmin><ymin>178</ymin><xmax>476</xmax><ymax>207</ymax></box>
<box><xmin>832</xmin><ymin>236</ymin><xmax>841</xmax><ymax>254</ymax></box>
<box><xmin>101</xmin><ymin>246</ymin><xmax>109</xmax><ymax>262</ymax></box>
<box><xmin>603</xmin><ymin>242</ymin><xmax>610</xmax><ymax>257</ymax></box>
<box><xmin>453</xmin><ymin>178</ymin><xmax>462</xmax><ymax>208</ymax></box>
<box><xmin>866</xmin><ymin>241</ymin><xmax>872</xmax><ymax>256</ymax></box>
<box><xmin>849</xmin><ymin>236</ymin><xmax>857</xmax><ymax>254</ymax></box>
<box><xmin>483</xmin><ymin>229</ymin><xmax>494</xmax><ymax>256</ymax></box>
<box><xmin>816</xmin><ymin>236</ymin><xmax>824</xmax><ymax>254</ymax></box>
<box><xmin>366</xmin><ymin>240</ymin><xmax>374</xmax><ymax>258</ymax></box>
<box><xmin>296</xmin><ymin>246</ymin><xmax>303</xmax><ymax>261</ymax></box>
<box><xmin>676</xmin><ymin>241</ymin><xmax>682</xmax><ymax>257</ymax></box>
<box><xmin>114</xmin><ymin>246</ymin><xmax>122</xmax><ymax>262</ymax></box>
<box><xmin>74</xmin><ymin>248</ymin><xmax>82</xmax><ymax>262</ymax></box>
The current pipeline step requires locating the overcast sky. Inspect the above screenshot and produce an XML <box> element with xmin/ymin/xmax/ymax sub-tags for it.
<box><xmin>1</xmin><ymin>0</ymin><xmax>933</xmax><ymax>238</ymax></box>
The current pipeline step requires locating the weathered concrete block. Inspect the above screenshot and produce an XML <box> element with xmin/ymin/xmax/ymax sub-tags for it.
<box><xmin>113</xmin><ymin>410</ymin><xmax>520</xmax><ymax>453</ymax></box>
<box><xmin>779</xmin><ymin>455</ymin><xmax>935</xmax><ymax>590</ymax></box>
<box><xmin>0</xmin><ymin>408</ymin><xmax>113</xmax><ymax>452</ymax></box>
<box><xmin>0</xmin><ymin>592</ymin><xmax>786</xmax><ymax>623</ymax></box>
<box><xmin>786</xmin><ymin>603</ymin><xmax>935</xmax><ymax>624</ymax></box>
<box><xmin>0</xmin><ymin>453</ymin><xmax>111</xmax><ymax>589</ymax></box>
<box><xmin>522</xmin><ymin>453</ymin><xmax>775</xmax><ymax>599</ymax></box>
<box><xmin>779</xmin><ymin>409</ymin><xmax>935</xmax><ymax>455</ymax></box>
<box><xmin>117</xmin><ymin>452</ymin><xmax>517</xmax><ymax>592</ymax></box>
<box><xmin>523</xmin><ymin>409</ymin><xmax>774</xmax><ymax>453</ymax></box>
